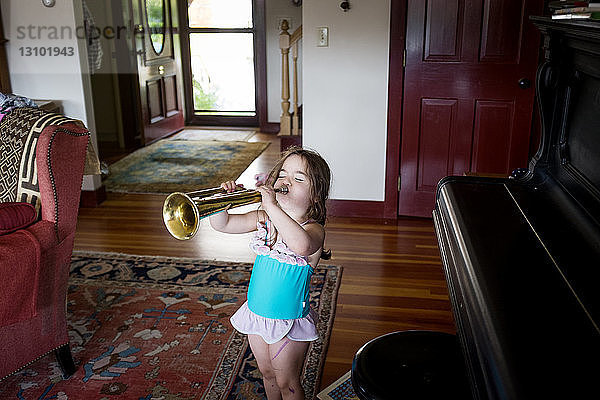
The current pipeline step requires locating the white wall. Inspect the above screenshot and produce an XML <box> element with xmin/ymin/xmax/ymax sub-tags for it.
<box><xmin>1</xmin><ymin>0</ymin><xmax>391</xmax><ymax>199</ymax></box>
<box><xmin>265</xmin><ymin>0</ymin><xmax>302</xmax><ymax>123</ymax></box>
<box><xmin>303</xmin><ymin>0</ymin><xmax>390</xmax><ymax>201</ymax></box>
<box><xmin>1</xmin><ymin>0</ymin><xmax>100</xmax><ymax>191</ymax></box>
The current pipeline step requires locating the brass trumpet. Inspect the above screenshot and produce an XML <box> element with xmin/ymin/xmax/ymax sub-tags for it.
<box><xmin>163</xmin><ymin>185</ymin><xmax>288</xmax><ymax>240</ymax></box>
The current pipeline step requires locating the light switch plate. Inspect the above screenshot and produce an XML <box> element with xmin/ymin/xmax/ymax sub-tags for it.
<box><xmin>317</xmin><ymin>27</ymin><xmax>329</xmax><ymax>47</ymax></box>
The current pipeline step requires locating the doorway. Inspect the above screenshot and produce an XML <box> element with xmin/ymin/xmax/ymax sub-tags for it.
<box><xmin>86</xmin><ymin>0</ymin><xmax>143</xmax><ymax>164</ymax></box>
<box><xmin>179</xmin><ymin>0</ymin><xmax>266</xmax><ymax>127</ymax></box>
<box><xmin>87</xmin><ymin>0</ymin><xmax>186</xmax><ymax>164</ymax></box>
<box><xmin>389</xmin><ymin>0</ymin><xmax>544</xmax><ymax>218</ymax></box>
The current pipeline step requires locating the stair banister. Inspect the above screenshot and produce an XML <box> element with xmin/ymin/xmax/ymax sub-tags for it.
<box><xmin>279</xmin><ymin>20</ymin><xmax>302</xmax><ymax>136</ymax></box>
<box><xmin>279</xmin><ymin>20</ymin><xmax>291</xmax><ymax>135</ymax></box>
<box><xmin>291</xmin><ymin>25</ymin><xmax>301</xmax><ymax>136</ymax></box>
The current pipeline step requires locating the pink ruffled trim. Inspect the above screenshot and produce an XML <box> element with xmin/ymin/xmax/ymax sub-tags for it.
<box><xmin>230</xmin><ymin>301</ymin><xmax>319</xmax><ymax>344</ymax></box>
<box><xmin>249</xmin><ymin>220</ymin><xmax>309</xmax><ymax>266</ymax></box>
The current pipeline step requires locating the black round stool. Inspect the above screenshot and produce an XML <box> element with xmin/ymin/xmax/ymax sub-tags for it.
<box><xmin>351</xmin><ymin>331</ymin><xmax>470</xmax><ymax>400</ymax></box>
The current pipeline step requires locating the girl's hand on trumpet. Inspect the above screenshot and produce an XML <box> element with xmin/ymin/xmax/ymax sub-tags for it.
<box><xmin>255</xmin><ymin>184</ymin><xmax>278</xmax><ymax>211</ymax></box>
<box><xmin>220</xmin><ymin>180</ymin><xmax>243</xmax><ymax>193</ymax></box>
<box><xmin>209</xmin><ymin>181</ymin><xmax>257</xmax><ymax>234</ymax></box>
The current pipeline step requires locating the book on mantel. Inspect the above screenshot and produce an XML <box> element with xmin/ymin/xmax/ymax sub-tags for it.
<box><xmin>548</xmin><ymin>1</ymin><xmax>590</xmax><ymax>10</ymax></box>
<box><xmin>552</xmin><ymin>12</ymin><xmax>594</xmax><ymax>19</ymax></box>
<box><xmin>553</xmin><ymin>6</ymin><xmax>600</xmax><ymax>13</ymax></box>
<box><xmin>549</xmin><ymin>1</ymin><xmax>600</xmax><ymax>19</ymax></box>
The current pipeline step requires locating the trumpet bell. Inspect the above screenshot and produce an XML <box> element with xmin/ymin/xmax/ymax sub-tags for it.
<box><xmin>163</xmin><ymin>192</ymin><xmax>199</xmax><ymax>240</ymax></box>
<box><xmin>162</xmin><ymin>185</ymin><xmax>288</xmax><ymax>240</ymax></box>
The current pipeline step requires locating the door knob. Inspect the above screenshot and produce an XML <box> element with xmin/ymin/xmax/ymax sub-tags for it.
<box><xmin>135</xmin><ymin>24</ymin><xmax>144</xmax><ymax>34</ymax></box>
<box><xmin>158</xmin><ymin>65</ymin><xmax>165</xmax><ymax>75</ymax></box>
<box><xmin>518</xmin><ymin>78</ymin><xmax>531</xmax><ymax>89</ymax></box>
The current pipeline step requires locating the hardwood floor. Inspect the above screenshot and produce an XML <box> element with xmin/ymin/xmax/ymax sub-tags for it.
<box><xmin>74</xmin><ymin>132</ymin><xmax>455</xmax><ymax>391</ymax></box>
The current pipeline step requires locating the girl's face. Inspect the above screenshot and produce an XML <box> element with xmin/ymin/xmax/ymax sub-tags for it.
<box><xmin>275</xmin><ymin>154</ymin><xmax>312</xmax><ymax>219</ymax></box>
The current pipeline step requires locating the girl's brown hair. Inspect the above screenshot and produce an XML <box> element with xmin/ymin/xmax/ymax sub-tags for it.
<box><xmin>267</xmin><ymin>146</ymin><xmax>332</xmax><ymax>259</ymax></box>
<box><xmin>266</xmin><ymin>146</ymin><xmax>331</xmax><ymax>225</ymax></box>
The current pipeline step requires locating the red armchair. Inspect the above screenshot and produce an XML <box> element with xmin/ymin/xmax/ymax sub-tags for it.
<box><xmin>0</xmin><ymin>122</ymin><xmax>90</xmax><ymax>380</ymax></box>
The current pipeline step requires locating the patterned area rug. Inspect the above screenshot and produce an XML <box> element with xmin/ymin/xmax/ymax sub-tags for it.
<box><xmin>104</xmin><ymin>140</ymin><xmax>269</xmax><ymax>194</ymax></box>
<box><xmin>0</xmin><ymin>251</ymin><xmax>342</xmax><ymax>400</ymax></box>
<box><xmin>316</xmin><ymin>371</ymin><xmax>358</xmax><ymax>400</ymax></box>
<box><xmin>169</xmin><ymin>129</ymin><xmax>256</xmax><ymax>142</ymax></box>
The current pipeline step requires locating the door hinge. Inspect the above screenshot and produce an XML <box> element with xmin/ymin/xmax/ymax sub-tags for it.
<box><xmin>403</xmin><ymin>49</ymin><xmax>406</xmax><ymax>68</ymax></box>
<box><xmin>398</xmin><ymin>175</ymin><xmax>401</xmax><ymax>191</ymax></box>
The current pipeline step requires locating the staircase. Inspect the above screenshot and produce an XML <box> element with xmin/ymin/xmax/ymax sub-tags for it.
<box><xmin>279</xmin><ymin>20</ymin><xmax>302</xmax><ymax>138</ymax></box>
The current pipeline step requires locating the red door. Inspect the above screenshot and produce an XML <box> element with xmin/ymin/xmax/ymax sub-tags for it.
<box><xmin>398</xmin><ymin>0</ymin><xmax>543</xmax><ymax>217</ymax></box>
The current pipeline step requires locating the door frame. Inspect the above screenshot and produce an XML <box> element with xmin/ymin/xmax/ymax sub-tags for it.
<box><xmin>177</xmin><ymin>0</ymin><xmax>267</xmax><ymax>128</ymax></box>
<box><xmin>383</xmin><ymin>0</ymin><xmax>407</xmax><ymax>219</ymax></box>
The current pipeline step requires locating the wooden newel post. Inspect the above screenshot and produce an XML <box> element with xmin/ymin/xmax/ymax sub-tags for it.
<box><xmin>291</xmin><ymin>40</ymin><xmax>299</xmax><ymax>136</ymax></box>
<box><xmin>279</xmin><ymin>20</ymin><xmax>291</xmax><ymax>136</ymax></box>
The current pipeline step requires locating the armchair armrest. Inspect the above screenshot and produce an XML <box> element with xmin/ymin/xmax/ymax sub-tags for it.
<box><xmin>0</xmin><ymin>230</ymin><xmax>40</xmax><ymax>328</ymax></box>
<box><xmin>36</xmin><ymin>123</ymin><xmax>89</xmax><ymax>241</ymax></box>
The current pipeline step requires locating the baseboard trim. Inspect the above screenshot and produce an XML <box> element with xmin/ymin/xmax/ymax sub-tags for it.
<box><xmin>280</xmin><ymin>135</ymin><xmax>302</xmax><ymax>152</ymax></box>
<box><xmin>327</xmin><ymin>199</ymin><xmax>386</xmax><ymax>218</ymax></box>
<box><xmin>260</xmin><ymin>122</ymin><xmax>280</xmax><ymax>134</ymax></box>
<box><xmin>80</xmin><ymin>184</ymin><xmax>106</xmax><ymax>207</ymax></box>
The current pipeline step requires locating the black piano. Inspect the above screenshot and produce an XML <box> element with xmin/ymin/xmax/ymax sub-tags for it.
<box><xmin>433</xmin><ymin>17</ymin><xmax>600</xmax><ymax>400</ymax></box>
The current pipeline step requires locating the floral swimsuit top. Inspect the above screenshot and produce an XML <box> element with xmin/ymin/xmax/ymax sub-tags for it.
<box><xmin>249</xmin><ymin>217</ymin><xmax>310</xmax><ymax>267</ymax></box>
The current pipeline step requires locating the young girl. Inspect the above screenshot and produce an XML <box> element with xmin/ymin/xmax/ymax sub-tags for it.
<box><xmin>209</xmin><ymin>147</ymin><xmax>331</xmax><ymax>399</ymax></box>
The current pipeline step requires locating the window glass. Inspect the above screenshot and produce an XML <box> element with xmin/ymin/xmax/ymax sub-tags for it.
<box><xmin>190</xmin><ymin>33</ymin><xmax>256</xmax><ymax>113</ymax></box>
<box><xmin>188</xmin><ymin>0</ymin><xmax>253</xmax><ymax>29</ymax></box>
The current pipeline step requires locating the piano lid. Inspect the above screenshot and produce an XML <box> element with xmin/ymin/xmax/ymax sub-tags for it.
<box><xmin>435</xmin><ymin>177</ymin><xmax>600</xmax><ymax>399</ymax></box>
